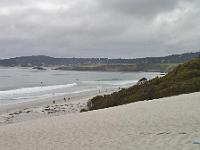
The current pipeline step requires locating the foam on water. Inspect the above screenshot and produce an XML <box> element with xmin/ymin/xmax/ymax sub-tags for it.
<box><xmin>0</xmin><ymin>83</ymin><xmax>77</xmax><ymax>97</ymax></box>
<box><xmin>0</xmin><ymin>88</ymin><xmax>98</xmax><ymax>105</ymax></box>
<box><xmin>81</xmin><ymin>80</ymin><xmax>138</xmax><ymax>86</ymax></box>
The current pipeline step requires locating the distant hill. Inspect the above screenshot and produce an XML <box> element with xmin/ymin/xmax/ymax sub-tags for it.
<box><xmin>0</xmin><ymin>52</ymin><xmax>200</xmax><ymax>72</ymax></box>
<box><xmin>86</xmin><ymin>56</ymin><xmax>200</xmax><ymax>111</ymax></box>
<box><xmin>0</xmin><ymin>55</ymin><xmax>108</xmax><ymax>67</ymax></box>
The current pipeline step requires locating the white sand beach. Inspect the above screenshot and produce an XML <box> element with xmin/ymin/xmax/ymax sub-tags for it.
<box><xmin>0</xmin><ymin>87</ymin><xmax>121</xmax><ymax>125</ymax></box>
<box><xmin>0</xmin><ymin>92</ymin><xmax>200</xmax><ymax>150</ymax></box>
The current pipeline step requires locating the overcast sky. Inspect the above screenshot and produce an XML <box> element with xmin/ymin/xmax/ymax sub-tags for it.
<box><xmin>0</xmin><ymin>0</ymin><xmax>199</xmax><ymax>58</ymax></box>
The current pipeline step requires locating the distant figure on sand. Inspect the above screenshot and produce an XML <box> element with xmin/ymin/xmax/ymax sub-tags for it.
<box><xmin>68</xmin><ymin>97</ymin><xmax>71</xmax><ymax>101</ymax></box>
<box><xmin>52</xmin><ymin>93</ymin><xmax>55</xmax><ymax>104</ymax></box>
<box><xmin>64</xmin><ymin>98</ymin><xmax>66</xmax><ymax>102</ymax></box>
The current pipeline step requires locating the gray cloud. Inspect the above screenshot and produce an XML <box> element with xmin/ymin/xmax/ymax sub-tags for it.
<box><xmin>0</xmin><ymin>0</ymin><xmax>199</xmax><ymax>58</ymax></box>
<box><xmin>98</xmin><ymin>0</ymin><xmax>183</xmax><ymax>18</ymax></box>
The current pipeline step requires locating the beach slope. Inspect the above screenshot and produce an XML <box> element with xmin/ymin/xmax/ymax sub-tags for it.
<box><xmin>0</xmin><ymin>92</ymin><xmax>200</xmax><ymax>150</ymax></box>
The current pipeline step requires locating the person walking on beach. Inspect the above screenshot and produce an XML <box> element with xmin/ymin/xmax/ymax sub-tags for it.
<box><xmin>52</xmin><ymin>93</ymin><xmax>55</xmax><ymax>104</ymax></box>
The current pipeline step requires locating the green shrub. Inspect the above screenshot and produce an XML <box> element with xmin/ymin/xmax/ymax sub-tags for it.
<box><xmin>87</xmin><ymin>57</ymin><xmax>200</xmax><ymax>111</ymax></box>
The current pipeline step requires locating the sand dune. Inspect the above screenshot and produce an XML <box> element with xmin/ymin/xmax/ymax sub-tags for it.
<box><xmin>0</xmin><ymin>92</ymin><xmax>200</xmax><ymax>150</ymax></box>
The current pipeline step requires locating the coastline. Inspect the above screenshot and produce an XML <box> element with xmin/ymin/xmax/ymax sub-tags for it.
<box><xmin>0</xmin><ymin>92</ymin><xmax>200</xmax><ymax>149</ymax></box>
<box><xmin>0</xmin><ymin>86</ymin><xmax>123</xmax><ymax>125</ymax></box>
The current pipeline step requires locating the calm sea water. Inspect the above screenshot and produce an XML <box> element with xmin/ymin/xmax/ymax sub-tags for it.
<box><xmin>0</xmin><ymin>67</ymin><xmax>160</xmax><ymax>106</ymax></box>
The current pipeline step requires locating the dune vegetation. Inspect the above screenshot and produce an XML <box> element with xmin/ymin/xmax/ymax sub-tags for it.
<box><xmin>86</xmin><ymin>56</ymin><xmax>200</xmax><ymax>111</ymax></box>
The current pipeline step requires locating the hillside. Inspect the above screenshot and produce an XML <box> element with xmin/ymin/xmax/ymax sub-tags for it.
<box><xmin>55</xmin><ymin>63</ymin><xmax>178</xmax><ymax>72</ymax></box>
<box><xmin>0</xmin><ymin>56</ymin><xmax>109</xmax><ymax>67</ymax></box>
<box><xmin>86</xmin><ymin>56</ymin><xmax>200</xmax><ymax>111</ymax></box>
<box><xmin>0</xmin><ymin>52</ymin><xmax>199</xmax><ymax>72</ymax></box>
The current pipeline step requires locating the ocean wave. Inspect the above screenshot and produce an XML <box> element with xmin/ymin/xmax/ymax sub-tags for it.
<box><xmin>0</xmin><ymin>88</ymin><xmax>97</xmax><ymax>105</ymax></box>
<box><xmin>82</xmin><ymin>80</ymin><xmax>138</xmax><ymax>86</ymax></box>
<box><xmin>71</xmin><ymin>88</ymin><xmax>97</xmax><ymax>94</ymax></box>
<box><xmin>97</xmin><ymin>78</ymin><xmax>122</xmax><ymax>81</ymax></box>
<box><xmin>0</xmin><ymin>83</ymin><xmax>77</xmax><ymax>96</ymax></box>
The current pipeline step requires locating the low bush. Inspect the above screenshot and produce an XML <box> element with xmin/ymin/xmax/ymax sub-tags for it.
<box><xmin>87</xmin><ymin>57</ymin><xmax>200</xmax><ymax>111</ymax></box>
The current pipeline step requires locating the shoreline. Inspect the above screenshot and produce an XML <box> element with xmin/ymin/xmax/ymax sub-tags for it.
<box><xmin>0</xmin><ymin>86</ymin><xmax>125</xmax><ymax>125</ymax></box>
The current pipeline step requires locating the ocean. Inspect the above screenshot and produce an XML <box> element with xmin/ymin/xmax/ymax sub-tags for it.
<box><xmin>0</xmin><ymin>67</ymin><xmax>160</xmax><ymax>108</ymax></box>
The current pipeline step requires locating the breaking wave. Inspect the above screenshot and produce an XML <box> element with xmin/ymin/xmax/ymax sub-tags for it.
<box><xmin>0</xmin><ymin>83</ymin><xmax>77</xmax><ymax>97</ymax></box>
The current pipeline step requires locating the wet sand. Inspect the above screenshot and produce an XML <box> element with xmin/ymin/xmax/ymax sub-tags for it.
<box><xmin>0</xmin><ymin>87</ymin><xmax>120</xmax><ymax>125</ymax></box>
